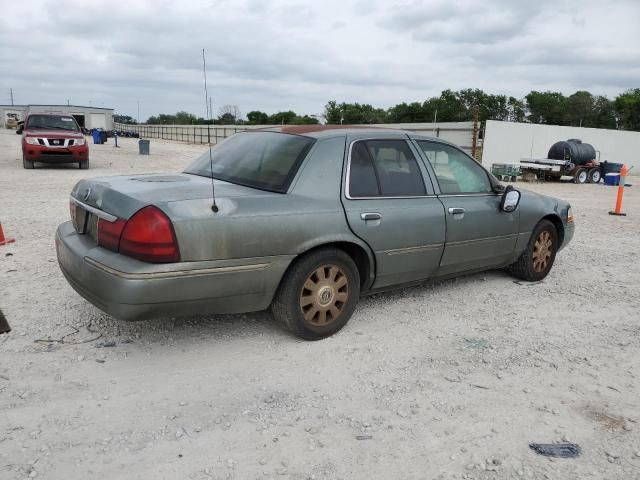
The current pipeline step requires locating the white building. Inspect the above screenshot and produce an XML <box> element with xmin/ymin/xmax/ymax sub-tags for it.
<box><xmin>1</xmin><ymin>104</ymin><xmax>114</xmax><ymax>130</ymax></box>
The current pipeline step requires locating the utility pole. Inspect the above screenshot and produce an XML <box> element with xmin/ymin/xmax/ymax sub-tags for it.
<box><xmin>209</xmin><ymin>96</ymin><xmax>213</xmax><ymax>124</ymax></box>
<box><xmin>10</xmin><ymin>88</ymin><xmax>14</xmax><ymax>106</ymax></box>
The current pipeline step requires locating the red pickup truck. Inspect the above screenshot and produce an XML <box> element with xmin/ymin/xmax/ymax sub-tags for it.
<box><xmin>18</xmin><ymin>113</ymin><xmax>89</xmax><ymax>169</ymax></box>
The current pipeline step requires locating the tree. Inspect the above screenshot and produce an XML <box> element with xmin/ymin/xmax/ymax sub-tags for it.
<box><xmin>217</xmin><ymin>105</ymin><xmax>242</xmax><ymax>124</ymax></box>
<box><xmin>506</xmin><ymin>97</ymin><xmax>526</xmax><ymax>123</ymax></box>
<box><xmin>268</xmin><ymin>111</ymin><xmax>297</xmax><ymax>125</ymax></box>
<box><xmin>592</xmin><ymin>96</ymin><xmax>617</xmax><ymax>129</ymax></box>
<box><xmin>246</xmin><ymin>110</ymin><xmax>269</xmax><ymax>125</ymax></box>
<box><xmin>114</xmin><ymin>114</ymin><xmax>136</xmax><ymax>125</ymax></box>
<box><xmin>293</xmin><ymin>115</ymin><xmax>320</xmax><ymax>125</ymax></box>
<box><xmin>614</xmin><ymin>88</ymin><xmax>640</xmax><ymax>131</ymax></box>
<box><xmin>324</xmin><ymin>101</ymin><xmax>386</xmax><ymax>124</ymax></box>
<box><xmin>174</xmin><ymin>111</ymin><xmax>198</xmax><ymax>125</ymax></box>
<box><xmin>386</xmin><ymin>102</ymin><xmax>426</xmax><ymax>123</ymax></box>
<box><xmin>566</xmin><ymin>91</ymin><xmax>595</xmax><ymax>127</ymax></box>
<box><xmin>525</xmin><ymin>91</ymin><xmax>568</xmax><ymax>125</ymax></box>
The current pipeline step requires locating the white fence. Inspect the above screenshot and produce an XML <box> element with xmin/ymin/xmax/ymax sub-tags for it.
<box><xmin>483</xmin><ymin>120</ymin><xmax>640</xmax><ymax>176</ymax></box>
<box><xmin>114</xmin><ymin>121</ymin><xmax>478</xmax><ymax>154</ymax></box>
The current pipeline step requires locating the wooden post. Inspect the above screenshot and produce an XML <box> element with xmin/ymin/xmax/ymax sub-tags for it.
<box><xmin>471</xmin><ymin>104</ymin><xmax>479</xmax><ymax>160</ymax></box>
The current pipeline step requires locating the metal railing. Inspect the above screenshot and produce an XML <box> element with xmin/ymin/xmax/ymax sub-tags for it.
<box><xmin>113</xmin><ymin>123</ymin><xmax>253</xmax><ymax>145</ymax></box>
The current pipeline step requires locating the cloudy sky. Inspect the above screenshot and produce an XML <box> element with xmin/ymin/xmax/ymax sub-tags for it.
<box><xmin>1</xmin><ymin>0</ymin><xmax>639</xmax><ymax>121</ymax></box>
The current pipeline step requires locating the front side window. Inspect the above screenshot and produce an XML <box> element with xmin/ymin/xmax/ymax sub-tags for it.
<box><xmin>184</xmin><ymin>131</ymin><xmax>315</xmax><ymax>193</ymax></box>
<box><xmin>348</xmin><ymin>139</ymin><xmax>426</xmax><ymax>197</ymax></box>
<box><xmin>26</xmin><ymin>115</ymin><xmax>79</xmax><ymax>131</ymax></box>
<box><xmin>417</xmin><ymin>141</ymin><xmax>492</xmax><ymax>194</ymax></box>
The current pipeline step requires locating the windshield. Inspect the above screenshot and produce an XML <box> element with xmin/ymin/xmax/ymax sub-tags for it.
<box><xmin>26</xmin><ymin>114</ymin><xmax>79</xmax><ymax>131</ymax></box>
<box><xmin>184</xmin><ymin>131</ymin><xmax>315</xmax><ymax>193</ymax></box>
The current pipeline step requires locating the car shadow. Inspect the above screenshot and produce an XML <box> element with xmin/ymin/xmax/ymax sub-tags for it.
<box><xmin>60</xmin><ymin>268</ymin><xmax>519</xmax><ymax>351</ymax></box>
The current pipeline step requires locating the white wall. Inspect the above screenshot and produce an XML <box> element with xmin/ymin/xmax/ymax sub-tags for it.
<box><xmin>483</xmin><ymin>120</ymin><xmax>640</xmax><ymax>176</ymax></box>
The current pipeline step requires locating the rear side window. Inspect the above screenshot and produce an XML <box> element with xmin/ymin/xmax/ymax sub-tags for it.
<box><xmin>184</xmin><ymin>132</ymin><xmax>315</xmax><ymax>193</ymax></box>
<box><xmin>417</xmin><ymin>141</ymin><xmax>492</xmax><ymax>194</ymax></box>
<box><xmin>348</xmin><ymin>140</ymin><xmax>426</xmax><ymax>197</ymax></box>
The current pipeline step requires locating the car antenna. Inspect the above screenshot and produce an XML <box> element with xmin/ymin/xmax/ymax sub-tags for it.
<box><xmin>202</xmin><ymin>48</ymin><xmax>218</xmax><ymax>213</ymax></box>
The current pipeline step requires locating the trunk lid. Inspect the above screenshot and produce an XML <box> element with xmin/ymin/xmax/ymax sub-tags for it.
<box><xmin>70</xmin><ymin>173</ymin><xmax>271</xmax><ymax>220</ymax></box>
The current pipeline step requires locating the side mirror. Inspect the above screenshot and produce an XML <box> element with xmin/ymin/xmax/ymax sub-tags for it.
<box><xmin>500</xmin><ymin>185</ymin><xmax>521</xmax><ymax>212</ymax></box>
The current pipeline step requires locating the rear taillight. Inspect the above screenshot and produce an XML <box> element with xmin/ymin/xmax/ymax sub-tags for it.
<box><xmin>120</xmin><ymin>207</ymin><xmax>180</xmax><ymax>263</ymax></box>
<box><xmin>97</xmin><ymin>217</ymin><xmax>126</xmax><ymax>252</ymax></box>
<box><xmin>97</xmin><ymin>206</ymin><xmax>180</xmax><ymax>263</ymax></box>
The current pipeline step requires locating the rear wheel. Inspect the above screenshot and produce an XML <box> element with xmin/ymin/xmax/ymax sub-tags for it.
<box><xmin>574</xmin><ymin>168</ymin><xmax>588</xmax><ymax>184</ymax></box>
<box><xmin>79</xmin><ymin>159</ymin><xmax>90</xmax><ymax>170</ymax></box>
<box><xmin>508</xmin><ymin>220</ymin><xmax>559</xmax><ymax>281</ymax></box>
<box><xmin>271</xmin><ymin>248</ymin><xmax>360</xmax><ymax>340</ymax></box>
<box><xmin>22</xmin><ymin>155</ymin><xmax>34</xmax><ymax>169</ymax></box>
<box><xmin>589</xmin><ymin>169</ymin><xmax>601</xmax><ymax>183</ymax></box>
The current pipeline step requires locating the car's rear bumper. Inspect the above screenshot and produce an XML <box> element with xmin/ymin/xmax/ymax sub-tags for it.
<box><xmin>55</xmin><ymin>222</ymin><xmax>292</xmax><ymax>321</ymax></box>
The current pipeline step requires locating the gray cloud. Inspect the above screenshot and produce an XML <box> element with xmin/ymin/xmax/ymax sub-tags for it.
<box><xmin>1</xmin><ymin>0</ymin><xmax>638</xmax><ymax>120</ymax></box>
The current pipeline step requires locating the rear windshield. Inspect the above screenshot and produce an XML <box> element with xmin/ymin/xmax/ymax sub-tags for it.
<box><xmin>26</xmin><ymin>114</ymin><xmax>79</xmax><ymax>131</ymax></box>
<box><xmin>184</xmin><ymin>131</ymin><xmax>315</xmax><ymax>193</ymax></box>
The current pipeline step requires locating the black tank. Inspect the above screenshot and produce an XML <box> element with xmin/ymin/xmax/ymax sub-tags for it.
<box><xmin>547</xmin><ymin>139</ymin><xmax>596</xmax><ymax>165</ymax></box>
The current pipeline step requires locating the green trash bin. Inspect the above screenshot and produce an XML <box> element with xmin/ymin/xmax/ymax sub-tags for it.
<box><xmin>138</xmin><ymin>139</ymin><xmax>150</xmax><ymax>155</ymax></box>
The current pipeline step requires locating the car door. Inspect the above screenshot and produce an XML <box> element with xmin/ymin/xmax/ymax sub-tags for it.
<box><xmin>413</xmin><ymin>139</ymin><xmax>519</xmax><ymax>276</ymax></box>
<box><xmin>342</xmin><ymin>133</ymin><xmax>446</xmax><ymax>288</ymax></box>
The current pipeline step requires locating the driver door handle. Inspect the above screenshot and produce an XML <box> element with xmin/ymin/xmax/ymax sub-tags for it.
<box><xmin>448</xmin><ymin>207</ymin><xmax>465</xmax><ymax>215</ymax></box>
<box><xmin>361</xmin><ymin>212</ymin><xmax>382</xmax><ymax>221</ymax></box>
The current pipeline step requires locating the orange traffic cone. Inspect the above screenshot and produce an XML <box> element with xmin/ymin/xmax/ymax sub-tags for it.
<box><xmin>0</xmin><ymin>221</ymin><xmax>15</xmax><ymax>246</ymax></box>
<box><xmin>609</xmin><ymin>165</ymin><xmax>629</xmax><ymax>217</ymax></box>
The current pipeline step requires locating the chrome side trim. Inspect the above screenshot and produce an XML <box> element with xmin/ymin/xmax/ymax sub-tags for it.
<box><xmin>383</xmin><ymin>244</ymin><xmax>444</xmax><ymax>256</ymax></box>
<box><xmin>344</xmin><ymin>138</ymin><xmax>435</xmax><ymax>200</ymax></box>
<box><xmin>70</xmin><ymin>197</ymin><xmax>118</xmax><ymax>222</ymax></box>
<box><xmin>438</xmin><ymin>193</ymin><xmax>500</xmax><ymax>198</ymax></box>
<box><xmin>84</xmin><ymin>257</ymin><xmax>271</xmax><ymax>280</ymax></box>
<box><xmin>446</xmin><ymin>233</ymin><xmax>519</xmax><ymax>246</ymax></box>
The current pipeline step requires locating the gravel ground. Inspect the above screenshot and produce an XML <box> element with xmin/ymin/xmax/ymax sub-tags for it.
<box><xmin>1</xmin><ymin>128</ymin><xmax>639</xmax><ymax>480</ymax></box>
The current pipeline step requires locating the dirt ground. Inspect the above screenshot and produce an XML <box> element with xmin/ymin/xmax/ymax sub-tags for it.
<box><xmin>0</xmin><ymin>128</ymin><xmax>639</xmax><ymax>480</ymax></box>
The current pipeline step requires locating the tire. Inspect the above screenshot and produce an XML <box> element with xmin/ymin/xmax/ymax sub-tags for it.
<box><xmin>271</xmin><ymin>248</ymin><xmax>360</xmax><ymax>340</ymax></box>
<box><xmin>507</xmin><ymin>220</ymin><xmax>559</xmax><ymax>282</ymax></box>
<box><xmin>79</xmin><ymin>159</ymin><xmax>90</xmax><ymax>170</ymax></box>
<box><xmin>589</xmin><ymin>169</ymin><xmax>601</xmax><ymax>183</ymax></box>
<box><xmin>574</xmin><ymin>168</ymin><xmax>588</xmax><ymax>184</ymax></box>
<box><xmin>22</xmin><ymin>155</ymin><xmax>34</xmax><ymax>169</ymax></box>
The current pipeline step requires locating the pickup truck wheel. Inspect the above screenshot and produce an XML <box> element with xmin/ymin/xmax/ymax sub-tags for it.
<box><xmin>507</xmin><ymin>220</ymin><xmax>558</xmax><ymax>282</ymax></box>
<box><xmin>22</xmin><ymin>155</ymin><xmax>34</xmax><ymax>169</ymax></box>
<box><xmin>79</xmin><ymin>159</ymin><xmax>90</xmax><ymax>170</ymax></box>
<box><xmin>271</xmin><ymin>248</ymin><xmax>360</xmax><ymax>340</ymax></box>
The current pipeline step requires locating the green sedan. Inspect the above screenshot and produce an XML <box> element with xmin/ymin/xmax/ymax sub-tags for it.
<box><xmin>56</xmin><ymin>127</ymin><xmax>574</xmax><ymax>340</ymax></box>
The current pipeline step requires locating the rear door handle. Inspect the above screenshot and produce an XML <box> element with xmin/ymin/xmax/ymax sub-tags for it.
<box><xmin>448</xmin><ymin>207</ymin><xmax>465</xmax><ymax>215</ymax></box>
<box><xmin>361</xmin><ymin>212</ymin><xmax>382</xmax><ymax>221</ymax></box>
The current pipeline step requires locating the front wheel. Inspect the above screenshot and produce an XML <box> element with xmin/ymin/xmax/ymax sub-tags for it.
<box><xmin>271</xmin><ymin>248</ymin><xmax>360</xmax><ymax>340</ymax></box>
<box><xmin>507</xmin><ymin>220</ymin><xmax>559</xmax><ymax>281</ymax></box>
<box><xmin>22</xmin><ymin>155</ymin><xmax>34</xmax><ymax>169</ymax></box>
<box><xmin>79</xmin><ymin>159</ymin><xmax>90</xmax><ymax>170</ymax></box>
